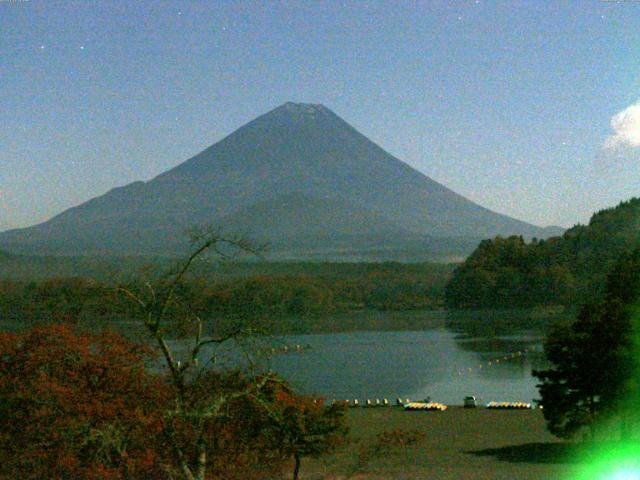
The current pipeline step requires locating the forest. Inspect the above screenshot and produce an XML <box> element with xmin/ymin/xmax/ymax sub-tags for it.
<box><xmin>445</xmin><ymin>198</ymin><xmax>640</xmax><ymax>309</ymax></box>
<box><xmin>0</xmin><ymin>261</ymin><xmax>454</xmax><ymax>333</ymax></box>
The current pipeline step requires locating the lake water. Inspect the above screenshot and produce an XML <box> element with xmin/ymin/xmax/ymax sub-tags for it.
<box><xmin>5</xmin><ymin>309</ymin><xmax>558</xmax><ymax>406</ymax></box>
<box><xmin>197</xmin><ymin>310</ymin><xmax>558</xmax><ymax>406</ymax></box>
<box><xmin>269</xmin><ymin>333</ymin><xmax>544</xmax><ymax>406</ymax></box>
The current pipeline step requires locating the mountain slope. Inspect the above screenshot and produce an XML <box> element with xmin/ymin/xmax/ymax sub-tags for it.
<box><xmin>220</xmin><ymin>192</ymin><xmax>412</xmax><ymax>241</ymax></box>
<box><xmin>0</xmin><ymin>102</ymin><xmax>558</xmax><ymax>257</ymax></box>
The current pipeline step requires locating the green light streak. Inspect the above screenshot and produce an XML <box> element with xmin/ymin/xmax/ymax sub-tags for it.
<box><xmin>573</xmin><ymin>441</ymin><xmax>640</xmax><ymax>480</ymax></box>
<box><xmin>570</xmin><ymin>306</ymin><xmax>640</xmax><ymax>480</ymax></box>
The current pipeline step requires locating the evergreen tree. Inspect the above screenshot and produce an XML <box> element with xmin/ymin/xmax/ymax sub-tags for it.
<box><xmin>533</xmin><ymin>248</ymin><xmax>640</xmax><ymax>439</ymax></box>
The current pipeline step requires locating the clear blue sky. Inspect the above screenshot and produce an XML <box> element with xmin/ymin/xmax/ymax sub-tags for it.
<box><xmin>2</xmin><ymin>0</ymin><xmax>639</xmax><ymax>232</ymax></box>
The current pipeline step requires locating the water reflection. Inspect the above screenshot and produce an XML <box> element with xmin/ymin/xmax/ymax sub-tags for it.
<box><xmin>257</xmin><ymin>310</ymin><xmax>566</xmax><ymax>405</ymax></box>
<box><xmin>21</xmin><ymin>309</ymin><xmax>566</xmax><ymax>406</ymax></box>
<box><xmin>126</xmin><ymin>312</ymin><xmax>562</xmax><ymax>404</ymax></box>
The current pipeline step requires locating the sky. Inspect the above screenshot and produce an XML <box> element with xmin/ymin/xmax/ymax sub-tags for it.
<box><xmin>1</xmin><ymin>0</ymin><xmax>640</xmax><ymax>232</ymax></box>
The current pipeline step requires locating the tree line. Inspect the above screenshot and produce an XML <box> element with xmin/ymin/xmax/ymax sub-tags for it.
<box><xmin>445</xmin><ymin>198</ymin><xmax>640</xmax><ymax>309</ymax></box>
<box><xmin>0</xmin><ymin>263</ymin><xmax>453</xmax><ymax>333</ymax></box>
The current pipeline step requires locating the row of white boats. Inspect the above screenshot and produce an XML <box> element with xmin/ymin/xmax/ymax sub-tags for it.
<box><xmin>332</xmin><ymin>398</ymin><xmax>533</xmax><ymax>410</ymax></box>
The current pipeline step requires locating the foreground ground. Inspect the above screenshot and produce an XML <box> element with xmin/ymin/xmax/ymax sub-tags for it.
<box><xmin>299</xmin><ymin>406</ymin><xmax>580</xmax><ymax>480</ymax></box>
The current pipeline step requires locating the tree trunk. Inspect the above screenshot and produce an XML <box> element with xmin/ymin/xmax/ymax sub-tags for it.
<box><xmin>196</xmin><ymin>446</ymin><xmax>207</xmax><ymax>480</ymax></box>
<box><xmin>180</xmin><ymin>463</ymin><xmax>196</xmax><ymax>480</ymax></box>
<box><xmin>292</xmin><ymin>453</ymin><xmax>301</xmax><ymax>480</ymax></box>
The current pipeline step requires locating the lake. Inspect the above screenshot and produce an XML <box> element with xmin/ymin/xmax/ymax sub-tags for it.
<box><xmin>4</xmin><ymin>308</ymin><xmax>561</xmax><ymax>406</ymax></box>
<box><xmin>196</xmin><ymin>309</ymin><xmax>561</xmax><ymax>406</ymax></box>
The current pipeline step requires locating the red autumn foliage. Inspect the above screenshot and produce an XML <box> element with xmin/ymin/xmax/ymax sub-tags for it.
<box><xmin>0</xmin><ymin>324</ymin><xmax>348</xmax><ymax>480</ymax></box>
<box><xmin>267</xmin><ymin>389</ymin><xmax>348</xmax><ymax>480</ymax></box>
<box><xmin>0</xmin><ymin>324</ymin><xmax>169</xmax><ymax>480</ymax></box>
<box><xmin>163</xmin><ymin>371</ymin><xmax>291</xmax><ymax>480</ymax></box>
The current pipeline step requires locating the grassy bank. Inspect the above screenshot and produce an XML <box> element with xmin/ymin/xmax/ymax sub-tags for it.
<box><xmin>299</xmin><ymin>407</ymin><xmax>580</xmax><ymax>479</ymax></box>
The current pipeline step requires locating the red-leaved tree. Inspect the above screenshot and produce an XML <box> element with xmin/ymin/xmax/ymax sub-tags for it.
<box><xmin>0</xmin><ymin>324</ymin><xmax>319</xmax><ymax>480</ymax></box>
<box><xmin>0</xmin><ymin>324</ymin><xmax>169</xmax><ymax>480</ymax></box>
<box><xmin>263</xmin><ymin>390</ymin><xmax>348</xmax><ymax>480</ymax></box>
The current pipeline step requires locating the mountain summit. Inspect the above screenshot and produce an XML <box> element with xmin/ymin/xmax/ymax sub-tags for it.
<box><xmin>0</xmin><ymin>103</ymin><xmax>560</xmax><ymax>258</ymax></box>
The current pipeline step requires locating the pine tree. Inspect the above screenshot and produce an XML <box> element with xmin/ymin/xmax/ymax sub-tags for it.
<box><xmin>533</xmin><ymin>248</ymin><xmax>640</xmax><ymax>440</ymax></box>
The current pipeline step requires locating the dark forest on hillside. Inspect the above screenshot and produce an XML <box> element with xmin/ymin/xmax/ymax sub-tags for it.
<box><xmin>445</xmin><ymin>198</ymin><xmax>640</xmax><ymax>309</ymax></box>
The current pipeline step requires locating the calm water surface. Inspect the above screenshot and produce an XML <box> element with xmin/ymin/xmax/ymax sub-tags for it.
<box><xmin>270</xmin><ymin>332</ymin><xmax>544</xmax><ymax>405</ymax></box>
<box><xmin>202</xmin><ymin>310</ymin><xmax>557</xmax><ymax>406</ymax></box>
<box><xmin>5</xmin><ymin>310</ymin><xmax>556</xmax><ymax>406</ymax></box>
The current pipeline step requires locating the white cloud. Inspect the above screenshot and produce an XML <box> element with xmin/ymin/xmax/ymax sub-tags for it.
<box><xmin>604</xmin><ymin>101</ymin><xmax>640</xmax><ymax>150</ymax></box>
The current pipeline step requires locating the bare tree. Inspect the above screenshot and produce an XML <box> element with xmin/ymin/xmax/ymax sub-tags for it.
<box><xmin>118</xmin><ymin>227</ymin><xmax>275</xmax><ymax>480</ymax></box>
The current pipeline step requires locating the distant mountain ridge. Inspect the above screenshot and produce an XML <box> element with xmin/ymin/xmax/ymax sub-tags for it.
<box><xmin>0</xmin><ymin>102</ymin><xmax>561</xmax><ymax>259</ymax></box>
